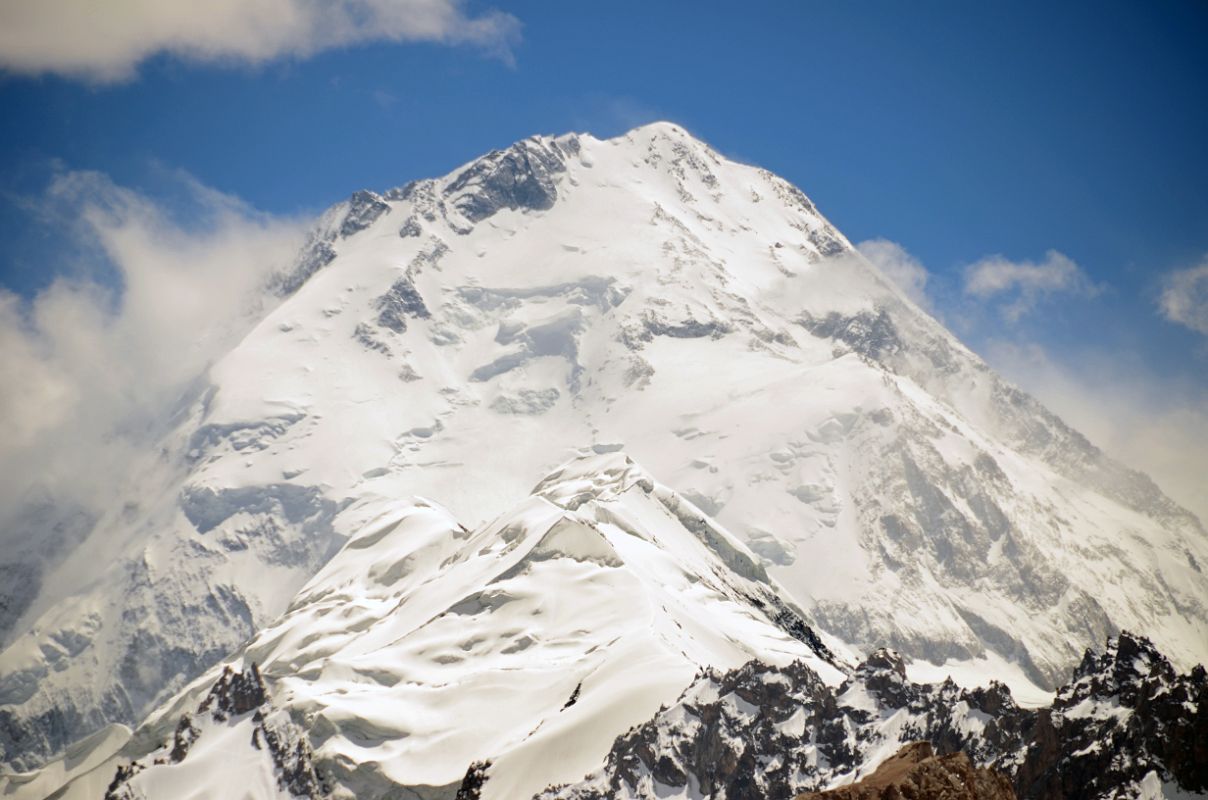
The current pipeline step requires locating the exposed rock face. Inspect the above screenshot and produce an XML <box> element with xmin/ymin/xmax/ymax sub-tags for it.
<box><xmin>0</xmin><ymin>505</ymin><xmax>94</xmax><ymax>649</ymax></box>
<box><xmin>272</xmin><ymin>237</ymin><xmax>336</xmax><ymax>297</ymax></box>
<box><xmin>339</xmin><ymin>190</ymin><xmax>392</xmax><ymax>238</ymax></box>
<box><xmin>178</xmin><ymin>483</ymin><xmax>340</xmax><ymax>537</ymax></box>
<box><xmin>198</xmin><ymin>663</ymin><xmax>269</xmax><ymax>718</ymax></box>
<box><xmin>375</xmin><ymin>274</ymin><xmax>430</xmax><ymax>332</ymax></box>
<box><xmin>104</xmin><ymin>664</ymin><xmax>326</xmax><ymax>800</ymax></box>
<box><xmin>800</xmin><ymin>309</ymin><xmax>903</xmax><ymax>362</ymax></box>
<box><xmin>796</xmin><ymin>742</ymin><xmax>1016</xmax><ymax>800</ymax></box>
<box><xmin>187</xmin><ymin>412</ymin><xmax>306</xmax><ymax>461</ymax></box>
<box><xmin>542</xmin><ymin>632</ymin><xmax>1206</xmax><ymax>800</ymax></box>
<box><xmin>455</xmin><ymin>760</ymin><xmax>492</xmax><ymax>800</ymax></box>
<box><xmin>443</xmin><ymin>136</ymin><xmax>575</xmax><ymax>222</ymax></box>
<box><xmin>272</xmin><ymin>190</ymin><xmax>391</xmax><ymax>296</ymax></box>
<box><xmin>382</xmin><ymin>134</ymin><xmax>577</xmax><ymax>237</ymax></box>
<box><xmin>1014</xmin><ymin>634</ymin><xmax>1208</xmax><ymax>799</ymax></box>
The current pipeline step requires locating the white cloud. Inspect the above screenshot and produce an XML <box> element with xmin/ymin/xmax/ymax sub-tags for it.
<box><xmin>1159</xmin><ymin>259</ymin><xmax>1208</xmax><ymax>336</ymax></box>
<box><xmin>857</xmin><ymin>238</ymin><xmax>931</xmax><ymax>308</ymax></box>
<box><xmin>984</xmin><ymin>339</ymin><xmax>1208</xmax><ymax>526</ymax></box>
<box><xmin>847</xmin><ymin>238</ymin><xmax>1205</xmax><ymax>524</ymax></box>
<box><xmin>963</xmin><ymin>250</ymin><xmax>1098</xmax><ymax>321</ymax></box>
<box><xmin>0</xmin><ymin>169</ymin><xmax>309</xmax><ymax>549</ymax></box>
<box><xmin>0</xmin><ymin>0</ymin><xmax>521</xmax><ymax>82</ymax></box>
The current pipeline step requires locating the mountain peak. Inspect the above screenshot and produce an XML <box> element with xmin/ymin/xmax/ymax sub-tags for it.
<box><xmin>7</xmin><ymin>124</ymin><xmax>1208</xmax><ymax>798</ymax></box>
<box><xmin>617</xmin><ymin>119</ymin><xmax>698</xmax><ymax>142</ymax></box>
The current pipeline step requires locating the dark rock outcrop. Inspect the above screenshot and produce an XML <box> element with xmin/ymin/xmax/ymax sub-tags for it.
<box><xmin>105</xmin><ymin>664</ymin><xmax>327</xmax><ymax>800</ymax></box>
<box><xmin>178</xmin><ymin>483</ymin><xmax>340</xmax><ymax>538</ymax></box>
<box><xmin>800</xmin><ymin>309</ymin><xmax>903</xmax><ymax>362</ymax></box>
<box><xmin>270</xmin><ymin>190</ymin><xmax>391</xmax><ymax>296</ymax></box>
<box><xmin>455</xmin><ymin>760</ymin><xmax>492</xmax><ymax>800</ymax></box>
<box><xmin>198</xmin><ymin>663</ymin><xmax>268</xmax><ymax>719</ymax></box>
<box><xmin>338</xmin><ymin>190</ymin><xmax>391</xmax><ymax>238</ymax></box>
<box><xmin>1013</xmin><ymin>634</ymin><xmax>1208</xmax><ymax>799</ymax></box>
<box><xmin>443</xmin><ymin>136</ymin><xmax>576</xmax><ymax>223</ymax></box>
<box><xmin>272</xmin><ymin>237</ymin><xmax>336</xmax><ymax>297</ymax></box>
<box><xmin>270</xmin><ymin>134</ymin><xmax>574</xmax><ymax>298</ymax></box>
<box><xmin>375</xmin><ymin>274</ymin><xmax>430</xmax><ymax>333</ymax></box>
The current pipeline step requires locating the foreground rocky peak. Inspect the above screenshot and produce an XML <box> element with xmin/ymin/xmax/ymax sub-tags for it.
<box><xmin>542</xmin><ymin>631</ymin><xmax>1207</xmax><ymax>800</ymax></box>
<box><xmin>105</xmin><ymin>629</ymin><xmax>1202</xmax><ymax>800</ymax></box>
<box><xmin>796</xmin><ymin>742</ymin><xmax>1016</xmax><ymax>800</ymax></box>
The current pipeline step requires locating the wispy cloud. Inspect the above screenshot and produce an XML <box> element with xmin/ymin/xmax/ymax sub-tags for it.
<box><xmin>857</xmin><ymin>238</ymin><xmax>931</xmax><ymax>309</ymax></box>
<box><xmin>0</xmin><ymin>0</ymin><xmax>521</xmax><ymax>83</ymax></box>
<box><xmin>372</xmin><ymin>88</ymin><xmax>400</xmax><ymax>110</ymax></box>
<box><xmin>851</xmin><ymin>237</ymin><xmax>1205</xmax><ymax>524</ymax></box>
<box><xmin>1158</xmin><ymin>258</ymin><xmax>1208</xmax><ymax>336</ymax></box>
<box><xmin>0</xmin><ymin>169</ymin><xmax>309</xmax><ymax>550</ymax></box>
<box><xmin>963</xmin><ymin>250</ymin><xmax>1098</xmax><ymax>321</ymax></box>
<box><xmin>984</xmin><ymin>339</ymin><xmax>1208</xmax><ymax>526</ymax></box>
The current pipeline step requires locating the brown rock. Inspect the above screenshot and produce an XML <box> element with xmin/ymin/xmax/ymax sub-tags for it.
<box><xmin>795</xmin><ymin>742</ymin><xmax>1016</xmax><ymax>800</ymax></box>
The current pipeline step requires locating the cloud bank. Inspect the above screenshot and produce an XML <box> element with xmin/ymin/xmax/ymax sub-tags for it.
<box><xmin>0</xmin><ymin>0</ymin><xmax>521</xmax><ymax>82</ymax></box>
<box><xmin>1159</xmin><ymin>258</ymin><xmax>1208</xmax><ymax>336</ymax></box>
<box><xmin>963</xmin><ymin>250</ymin><xmax>1098</xmax><ymax>321</ymax></box>
<box><xmin>0</xmin><ymin>170</ymin><xmax>309</xmax><ymax>552</ymax></box>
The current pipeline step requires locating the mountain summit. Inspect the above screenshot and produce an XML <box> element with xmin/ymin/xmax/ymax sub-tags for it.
<box><xmin>2</xmin><ymin>123</ymin><xmax>1205</xmax><ymax>798</ymax></box>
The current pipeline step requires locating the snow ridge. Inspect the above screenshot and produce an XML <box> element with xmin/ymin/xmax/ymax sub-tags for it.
<box><xmin>80</xmin><ymin>451</ymin><xmax>844</xmax><ymax>800</ymax></box>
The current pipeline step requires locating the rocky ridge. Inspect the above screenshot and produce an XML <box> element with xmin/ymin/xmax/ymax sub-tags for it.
<box><xmin>104</xmin><ymin>664</ymin><xmax>325</xmax><ymax>800</ymax></box>
<box><xmin>541</xmin><ymin>632</ymin><xmax>1207</xmax><ymax>800</ymax></box>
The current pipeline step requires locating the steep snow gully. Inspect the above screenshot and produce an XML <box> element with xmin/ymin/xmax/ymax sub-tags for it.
<box><xmin>1</xmin><ymin>123</ymin><xmax>1205</xmax><ymax>799</ymax></box>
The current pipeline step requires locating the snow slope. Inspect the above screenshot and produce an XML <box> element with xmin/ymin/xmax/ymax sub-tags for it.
<box><xmin>94</xmin><ymin>451</ymin><xmax>846</xmax><ymax>800</ymax></box>
<box><xmin>107</xmin><ymin>664</ymin><xmax>324</xmax><ymax>800</ymax></box>
<box><xmin>2</xmin><ymin>122</ymin><xmax>1206</xmax><ymax>784</ymax></box>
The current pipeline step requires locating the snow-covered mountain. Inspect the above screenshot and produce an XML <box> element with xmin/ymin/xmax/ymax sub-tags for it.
<box><xmin>2</xmin><ymin>122</ymin><xmax>1206</xmax><ymax>798</ymax></box>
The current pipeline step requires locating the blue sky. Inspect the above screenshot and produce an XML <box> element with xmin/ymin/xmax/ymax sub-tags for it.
<box><xmin>1</xmin><ymin>0</ymin><xmax>1206</xmax><ymax>514</ymax></box>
